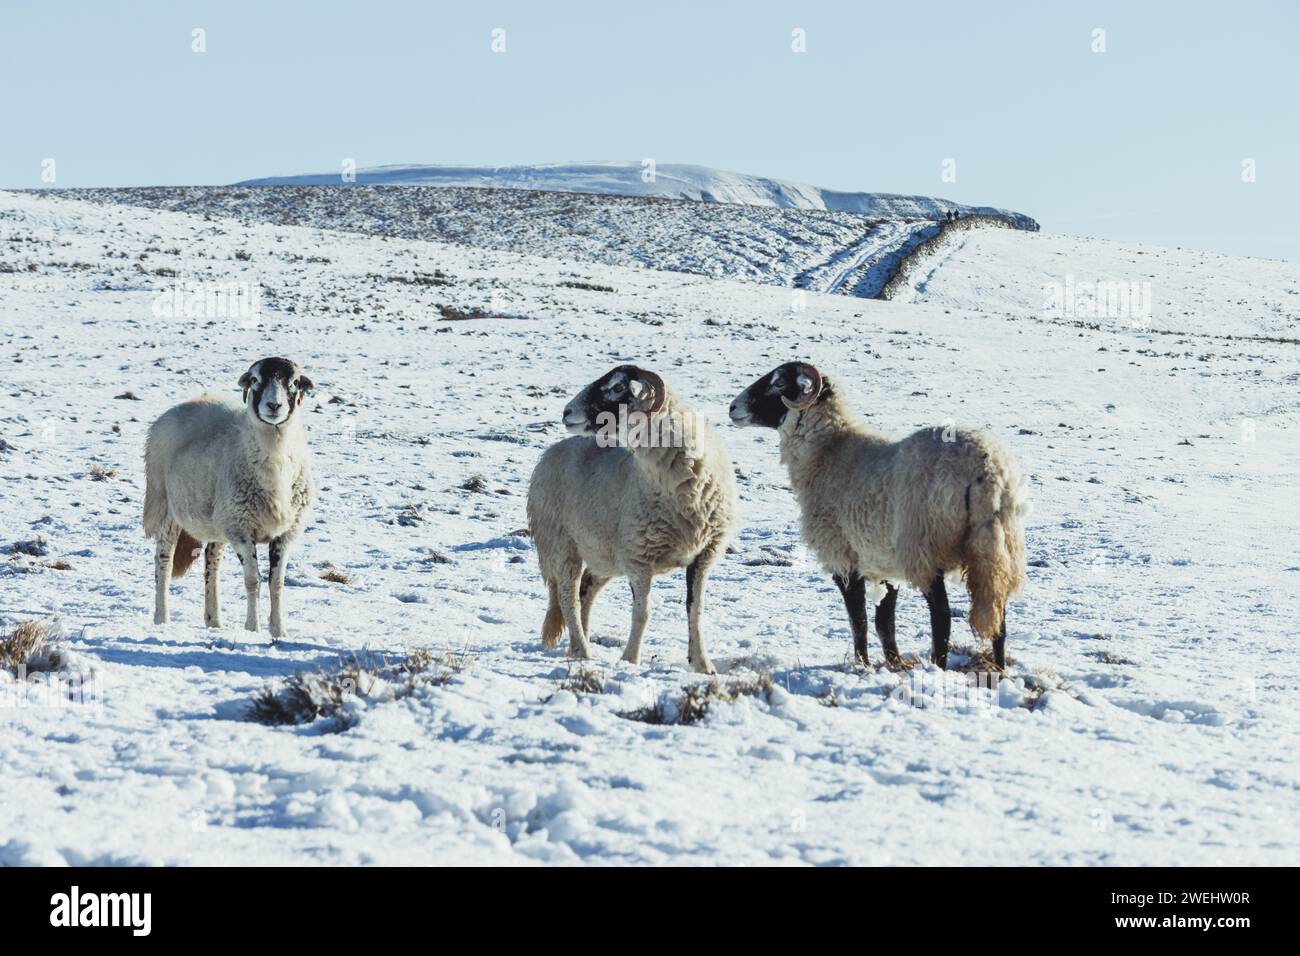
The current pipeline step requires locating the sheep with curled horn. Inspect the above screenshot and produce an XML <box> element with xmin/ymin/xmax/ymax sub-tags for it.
<box><xmin>527</xmin><ymin>365</ymin><xmax>737</xmax><ymax>673</ymax></box>
<box><xmin>729</xmin><ymin>362</ymin><xmax>1029</xmax><ymax>670</ymax></box>
<box><xmin>143</xmin><ymin>357</ymin><xmax>315</xmax><ymax>640</ymax></box>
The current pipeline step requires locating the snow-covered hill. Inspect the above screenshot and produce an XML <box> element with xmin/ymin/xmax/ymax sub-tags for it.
<box><xmin>40</xmin><ymin>184</ymin><xmax>937</xmax><ymax>296</ymax></box>
<box><xmin>238</xmin><ymin>161</ymin><xmax>1039</xmax><ymax>230</ymax></box>
<box><xmin>1</xmin><ymin>189</ymin><xmax>1296</xmax><ymax>866</ymax></box>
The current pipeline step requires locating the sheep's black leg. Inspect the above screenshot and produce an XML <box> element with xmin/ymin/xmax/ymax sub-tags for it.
<box><xmin>875</xmin><ymin>583</ymin><xmax>901</xmax><ymax>666</ymax></box>
<box><xmin>832</xmin><ymin>572</ymin><xmax>870</xmax><ymax>664</ymax></box>
<box><xmin>993</xmin><ymin>613</ymin><xmax>1007</xmax><ymax>670</ymax></box>
<box><xmin>925</xmin><ymin>573</ymin><xmax>950</xmax><ymax>669</ymax></box>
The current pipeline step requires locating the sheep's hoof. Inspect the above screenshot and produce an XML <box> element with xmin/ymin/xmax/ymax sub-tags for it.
<box><xmin>620</xmin><ymin>648</ymin><xmax>640</xmax><ymax>665</ymax></box>
<box><xmin>568</xmin><ymin>644</ymin><xmax>593</xmax><ymax>661</ymax></box>
<box><xmin>690</xmin><ymin>658</ymin><xmax>716</xmax><ymax>676</ymax></box>
<box><xmin>153</xmin><ymin>613</ymin><xmax>167</xmax><ymax>626</ymax></box>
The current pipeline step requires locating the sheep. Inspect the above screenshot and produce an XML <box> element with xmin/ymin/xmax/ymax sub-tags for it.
<box><xmin>527</xmin><ymin>365</ymin><xmax>738</xmax><ymax>674</ymax></box>
<box><xmin>729</xmin><ymin>361</ymin><xmax>1028</xmax><ymax>670</ymax></box>
<box><xmin>143</xmin><ymin>357</ymin><xmax>315</xmax><ymax>640</ymax></box>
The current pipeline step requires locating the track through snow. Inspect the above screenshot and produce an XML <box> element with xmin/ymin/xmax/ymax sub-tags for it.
<box><xmin>0</xmin><ymin>191</ymin><xmax>1297</xmax><ymax>866</ymax></box>
<box><xmin>802</xmin><ymin>220</ymin><xmax>940</xmax><ymax>297</ymax></box>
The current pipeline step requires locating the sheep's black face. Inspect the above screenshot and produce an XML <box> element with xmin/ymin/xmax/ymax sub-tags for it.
<box><xmin>239</xmin><ymin>357</ymin><xmax>314</xmax><ymax>427</ymax></box>
<box><xmin>562</xmin><ymin>365</ymin><xmax>665</xmax><ymax>437</ymax></box>
<box><xmin>729</xmin><ymin>362</ymin><xmax>825</xmax><ymax>429</ymax></box>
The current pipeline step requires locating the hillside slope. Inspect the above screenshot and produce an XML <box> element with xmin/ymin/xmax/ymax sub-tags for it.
<box><xmin>239</xmin><ymin>161</ymin><xmax>1039</xmax><ymax>229</ymax></box>
<box><xmin>39</xmin><ymin>184</ymin><xmax>935</xmax><ymax>294</ymax></box>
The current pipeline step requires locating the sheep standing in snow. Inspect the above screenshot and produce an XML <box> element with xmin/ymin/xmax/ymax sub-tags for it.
<box><xmin>144</xmin><ymin>357</ymin><xmax>315</xmax><ymax>640</ymax></box>
<box><xmin>729</xmin><ymin>362</ymin><xmax>1028</xmax><ymax>669</ymax></box>
<box><xmin>527</xmin><ymin>365</ymin><xmax>737</xmax><ymax>673</ymax></box>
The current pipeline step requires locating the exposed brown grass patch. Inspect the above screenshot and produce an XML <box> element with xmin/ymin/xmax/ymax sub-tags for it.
<box><xmin>437</xmin><ymin>304</ymin><xmax>487</xmax><ymax>321</ymax></box>
<box><xmin>8</xmin><ymin>536</ymin><xmax>48</xmax><ymax>557</ymax></box>
<box><xmin>946</xmin><ymin>643</ymin><xmax>1008</xmax><ymax>674</ymax></box>
<box><xmin>0</xmin><ymin>619</ymin><xmax>65</xmax><ymax>675</ymax></box>
<box><xmin>248</xmin><ymin>647</ymin><xmax>473</xmax><ymax>729</ymax></box>
<box><xmin>318</xmin><ymin>562</ymin><xmax>352</xmax><ymax>585</ymax></box>
<box><xmin>558</xmin><ymin>280</ymin><xmax>615</xmax><ymax>293</ymax></box>
<box><xmin>1089</xmin><ymin>650</ymin><xmax>1136</xmax><ymax>666</ymax></box>
<box><xmin>620</xmin><ymin>671</ymin><xmax>775</xmax><ymax>726</ymax></box>
<box><xmin>87</xmin><ymin>464</ymin><xmax>117</xmax><ymax>481</ymax></box>
<box><xmin>840</xmin><ymin>649</ymin><xmax>925</xmax><ymax>674</ymax></box>
<box><xmin>556</xmin><ymin>661</ymin><xmax>605</xmax><ymax>696</ymax></box>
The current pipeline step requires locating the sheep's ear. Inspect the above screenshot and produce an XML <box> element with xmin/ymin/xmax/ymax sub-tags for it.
<box><xmin>295</xmin><ymin>375</ymin><xmax>314</xmax><ymax>407</ymax></box>
<box><xmin>238</xmin><ymin>370</ymin><xmax>253</xmax><ymax>403</ymax></box>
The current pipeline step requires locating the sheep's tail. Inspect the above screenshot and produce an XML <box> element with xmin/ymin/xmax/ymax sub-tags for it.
<box><xmin>964</xmin><ymin>465</ymin><xmax>1030</xmax><ymax>640</ymax></box>
<box><xmin>541</xmin><ymin>578</ymin><xmax>565</xmax><ymax>649</ymax></box>
<box><xmin>142</xmin><ymin>423</ymin><xmax>169</xmax><ymax>540</ymax></box>
<box><xmin>144</xmin><ymin>421</ymin><xmax>201</xmax><ymax>579</ymax></box>
<box><xmin>172</xmin><ymin>531</ymin><xmax>201</xmax><ymax>579</ymax></box>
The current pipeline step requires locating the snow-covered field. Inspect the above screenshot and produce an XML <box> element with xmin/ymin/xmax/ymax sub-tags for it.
<box><xmin>898</xmin><ymin>225</ymin><xmax>1300</xmax><ymax>338</ymax></box>
<box><xmin>1</xmin><ymin>189</ymin><xmax>1297</xmax><ymax>866</ymax></box>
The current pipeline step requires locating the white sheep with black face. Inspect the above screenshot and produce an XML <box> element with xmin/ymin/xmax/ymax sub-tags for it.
<box><xmin>527</xmin><ymin>365</ymin><xmax>737</xmax><ymax>674</ymax></box>
<box><xmin>730</xmin><ymin>361</ymin><xmax>1029</xmax><ymax>670</ymax></box>
<box><xmin>143</xmin><ymin>357</ymin><xmax>315</xmax><ymax>640</ymax></box>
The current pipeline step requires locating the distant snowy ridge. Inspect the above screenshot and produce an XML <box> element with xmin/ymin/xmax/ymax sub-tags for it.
<box><xmin>237</xmin><ymin>161</ymin><xmax>1039</xmax><ymax>230</ymax></box>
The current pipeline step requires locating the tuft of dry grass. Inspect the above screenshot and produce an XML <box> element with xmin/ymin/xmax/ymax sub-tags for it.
<box><xmin>8</xmin><ymin>536</ymin><xmax>48</xmax><ymax>557</ymax></box>
<box><xmin>621</xmin><ymin>671</ymin><xmax>775</xmax><ymax>726</ymax></box>
<box><xmin>1089</xmin><ymin>650</ymin><xmax>1136</xmax><ymax>666</ymax></box>
<box><xmin>87</xmin><ymin>464</ymin><xmax>117</xmax><ymax>481</ymax></box>
<box><xmin>558</xmin><ymin>280</ymin><xmax>615</xmax><ymax>293</ymax></box>
<box><xmin>438</xmin><ymin>304</ymin><xmax>487</xmax><ymax>321</ymax></box>
<box><xmin>248</xmin><ymin>647</ymin><xmax>474</xmax><ymax>729</ymax></box>
<box><xmin>557</xmin><ymin>662</ymin><xmax>605</xmax><ymax>696</ymax></box>
<box><xmin>1019</xmin><ymin>670</ymin><xmax>1079</xmax><ymax>712</ymax></box>
<box><xmin>945</xmin><ymin>643</ymin><xmax>1008</xmax><ymax>674</ymax></box>
<box><xmin>318</xmin><ymin>562</ymin><xmax>352</xmax><ymax>585</ymax></box>
<box><xmin>840</xmin><ymin>649</ymin><xmax>924</xmax><ymax>675</ymax></box>
<box><xmin>0</xmin><ymin>619</ymin><xmax>65</xmax><ymax>675</ymax></box>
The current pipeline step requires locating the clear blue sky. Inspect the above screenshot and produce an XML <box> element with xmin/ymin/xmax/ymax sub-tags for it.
<box><xmin>3</xmin><ymin>0</ymin><xmax>1297</xmax><ymax>259</ymax></box>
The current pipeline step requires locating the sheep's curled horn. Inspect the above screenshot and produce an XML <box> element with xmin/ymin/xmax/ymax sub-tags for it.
<box><xmin>638</xmin><ymin>369</ymin><xmax>668</xmax><ymax>414</ymax></box>
<box><xmin>781</xmin><ymin>364</ymin><xmax>823</xmax><ymax>412</ymax></box>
